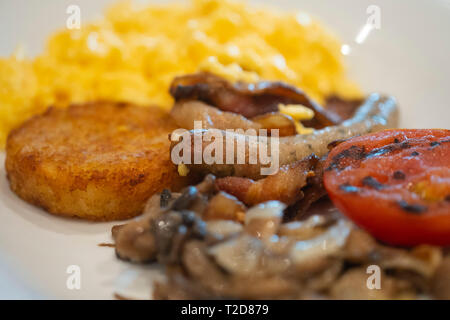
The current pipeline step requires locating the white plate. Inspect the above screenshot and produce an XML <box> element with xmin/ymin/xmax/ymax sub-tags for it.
<box><xmin>0</xmin><ymin>0</ymin><xmax>449</xmax><ymax>299</ymax></box>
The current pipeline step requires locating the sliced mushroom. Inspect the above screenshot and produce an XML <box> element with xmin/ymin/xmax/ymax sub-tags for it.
<box><xmin>208</xmin><ymin>234</ymin><xmax>264</xmax><ymax>276</ymax></box>
<box><xmin>203</xmin><ymin>191</ymin><xmax>246</xmax><ymax>222</ymax></box>
<box><xmin>343</xmin><ymin>228</ymin><xmax>379</xmax><ymax>264</ymax></box>
<box><xmin>279</xmin><ymin>214</ymin><xmax>330</xmax><ymax>241</ymax></box>
<box><xmin>114</xmin><ymin>193</ymin><xmax>168</xmax><ymax>263</ymax></box>
<box><xmin>377</xmin><ymin>245</ymin><xmax>442</xmax><ymax>279</ymax></box>
<box><xmin>205</xmin><ymin>220</ymin><xmax>244</xmax><ymax>238</ymax></box>
<box><xmin>330</xmin><ymin>268</ymin><xmax>399</xmax><ymax>300</ymax></box>
<box><xmin>289</xmin><ymin>219</ymin><xmax>352</xmax><ymax>272</ymax></box>
<box><xmin>304</xmin><ymin>260</ymin><xmax>343</xmax><ymax>292</ymax></box>
<box><xmin>244</xmin><ymin>201</ymin><xmax>286</xmax><ymax>239</ymax></box>
<box><xmin>181</xmin><ymin>240</ymin><xmax>231</xmax><ymax>296</ymax></box>
<box><xmin>226</xmin><ymin>274</ymin><xmax>299</xmax><ymax>299</ymax></box>
<box><xmin>431</xmin><ymin>256</ymin><xmax>450</xmax><ymax>299</ymax></box>
<box><xmin>114</xmin><ymin>219</ymin><xmax>157</xmax><ymax>263</ymax></box>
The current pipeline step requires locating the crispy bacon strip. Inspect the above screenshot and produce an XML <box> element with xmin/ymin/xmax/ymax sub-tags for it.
<box><xmin>169</xmin><ymin>72</ymin><xmax>336</xmax><ymax>128</ymax></box>
<box><xmin>215</xmin><ymin>155</ymin><xmax>319</xmax><ymax>206</ymax></box>
<box><xmin>324</xmin><ymin>96</ymin><xmax>363</xmax><ymax>123</ymax></box>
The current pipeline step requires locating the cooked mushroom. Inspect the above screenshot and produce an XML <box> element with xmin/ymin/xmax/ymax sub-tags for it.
<box><xmin>153</xmin><ymin>210</ymin><xmax>208</xmax><ymax>264</ymax></box>
<box><xmin>279</xmin><ymin>214</ymin><xmax>331</xmax><ymax>240</ymax></box>
<box><xmin>329</xmin><ymin>268</ymin><xmax>399</xmax><ymax>300</ymax></box>
<box><xmin>208</xmin><ymin>234</ymin><xmax>264</xmax><ymax>276</ymax></box>
<box><xmin>114</xmin><ymin>194</ymin><xmax>167</xmax><ymax>263</ymax></box>
<box><xmin>114</xmin><ymin>218</ymin><xmax>157</xmax><ymax>263</ymax></box>
<box><xmin>203</xmin><ymin>191</ymin><xmax>246</xmax><ymax>222</ymax></box>
<box><xmin>113</xmin><ymin>171</ymin><xmax>448</xmax><ymax>300</ymax></box>
<box><xmin>205</xmin><ymin>220</ymin><xmax>244</xmax><ymax>238</ymax></box>
<box><xmin>289</xmin><ymin>219</ymin><xmax>352</xmax><ymax>273</ymax></box>
<box><xmin>244</xmin><ymin>201</ymin><xmax>285</xmax><ymax>239</ymax></box>
<box><xmin>431</xmin><ymin>256</ymin><xmax>450</xmax><ymax>299</ymax></box>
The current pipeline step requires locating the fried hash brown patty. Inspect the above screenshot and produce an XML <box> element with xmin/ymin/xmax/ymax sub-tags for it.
<box><xmin>5</xmin><ymin>102</ymin><xmax>187</xmax><ymax>221</ymax></box>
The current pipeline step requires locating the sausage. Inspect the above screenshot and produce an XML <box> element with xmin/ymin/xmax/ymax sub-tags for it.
<box><xmin>170</xmin><ymin>100</ymin><xmax>262</xmax><ymax>131</ymax></box>
<box><xmin>171</xmin><ymin>93</ymin><xmax>398</xmax><ymax>179</ymax></box>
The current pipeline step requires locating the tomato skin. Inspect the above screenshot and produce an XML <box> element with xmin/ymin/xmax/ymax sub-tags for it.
<box><xmin>323</xmin><ymin>129</ymin><xmax>450</xmax><ymax>246</ymax></box>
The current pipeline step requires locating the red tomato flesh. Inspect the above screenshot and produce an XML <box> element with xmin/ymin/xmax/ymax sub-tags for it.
<box><xmin>323</xmin><ymin>129</ymin><xmax>450</xmax><ymax>246</ymax></box>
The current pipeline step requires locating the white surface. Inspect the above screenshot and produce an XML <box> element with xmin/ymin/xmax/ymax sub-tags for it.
<box><xmin>0</xmin><ymin>0</ymin><xmax>449</xmax><ymax>299</ymax></box>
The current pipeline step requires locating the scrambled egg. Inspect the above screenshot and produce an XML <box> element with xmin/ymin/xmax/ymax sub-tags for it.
<box><xmin>178</xmin><ymin>163</ymin><xmax>191</xmax><ymax>177</ymax></box>
<box><xmin>278</xmin><ymin>103</ymin><xmax>315</xmax><ymax>134</ymax></box>
<box><xmin>0</xmin><ymin>0</ymin><xmax>361</xmax><ymax>148</ymax></box>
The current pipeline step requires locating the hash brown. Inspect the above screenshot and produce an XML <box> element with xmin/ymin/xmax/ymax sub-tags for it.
<box><xmin>5</xmin><ymin>102</ymin><xmax>187</xmax><ymax>221</ymax></box>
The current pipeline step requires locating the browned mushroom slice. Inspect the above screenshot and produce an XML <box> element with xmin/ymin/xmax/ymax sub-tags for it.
<box><xmin>114</xmin><ymin>218</ymin><xmax>158</xmax><ymax>263</ymax></box>
<box><xmin>205</xmin><ymin>220</ymin><xmax>243</xmax><ymax>238</ymax></box>
<box><xmin>289</xmin><ymin>219</ymin><xmax>352</xmax><ymax>273</ymax></box>
<box><xmin>202</xmin><ymin>191</ymin><xmax>246</xmax><ymax>222</ymax></box>
<box><xmin>169</xmin><ymin>72</ymin><xmax>336</xmax><ymax>128</ymax></box>
<box><xmin>431</xmin><ymin>256</ymin><xmax>450</xmax><ymax>299</ymax></box>
<box><xmin>113</xmin><ymin>194</ymin><xmax>167</xmax><ymax>263</ymax></box>
<box><xmin>330</xmin><ymin>268</ymin><xmax>402</xmax><ymax>300</ymax></box>
<box><xmin>243</xmin><ymin>201</ymin><xmax>285</xmax><ymax>239</ymax></box>
<box><xmin>278</xmin><ymin>214</ymin><xmax>333</xmax><ymax>241</ymax></box>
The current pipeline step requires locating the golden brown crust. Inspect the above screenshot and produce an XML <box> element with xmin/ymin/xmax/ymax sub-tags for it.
<box><xmin>5</xmin><ymin>101</ymin><xmax>188</xmax><ymax>221</ymax></box>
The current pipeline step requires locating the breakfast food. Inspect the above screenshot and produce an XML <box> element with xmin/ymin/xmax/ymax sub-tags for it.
<box><xmin>114</xmin><ymin>177</ymin><xmax>449</xmax><ymax>300</ymax></box>
<box><xmin>111</xmin><ymin>72</ymin><xmax>450</xmax><ymax>299</ymax></box>
<box><xmin>0</xmin><ymin>0</ymin><xmax>360</xmax><ymax>148</ymax></box>
<box><xmin>5</xmin><ymin>102</ymin><xmax>188</xmax><ymax>220</ymax></box>
<box><xmin>215</xmin><ymin>154</ymin><xmax>322</xmax><ymax>206</ymax></box>
<box><xmin>1</xmin><ymin>0</ymin><xmax>448</xmax><ymax>302</ymax></box>
<box><xmin>169</xmin><ymin>72</ymin><xmax>336</xmax><ymax>125</ymax></box>
<box><xmin>173</xmin><ymin>90</ymin><xmax>398</xmax><ymax>179</ymax></box>
<box><xmin>324</xmin><ymin>129</ymin><xmax>450</xmax><ymax>246</ymax></box>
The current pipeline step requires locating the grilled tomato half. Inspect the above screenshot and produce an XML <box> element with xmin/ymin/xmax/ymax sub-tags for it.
<box><xmin>324</xmin><ymin>129</ymin><xmax>450</xmax><ymax>246</ymax></box>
